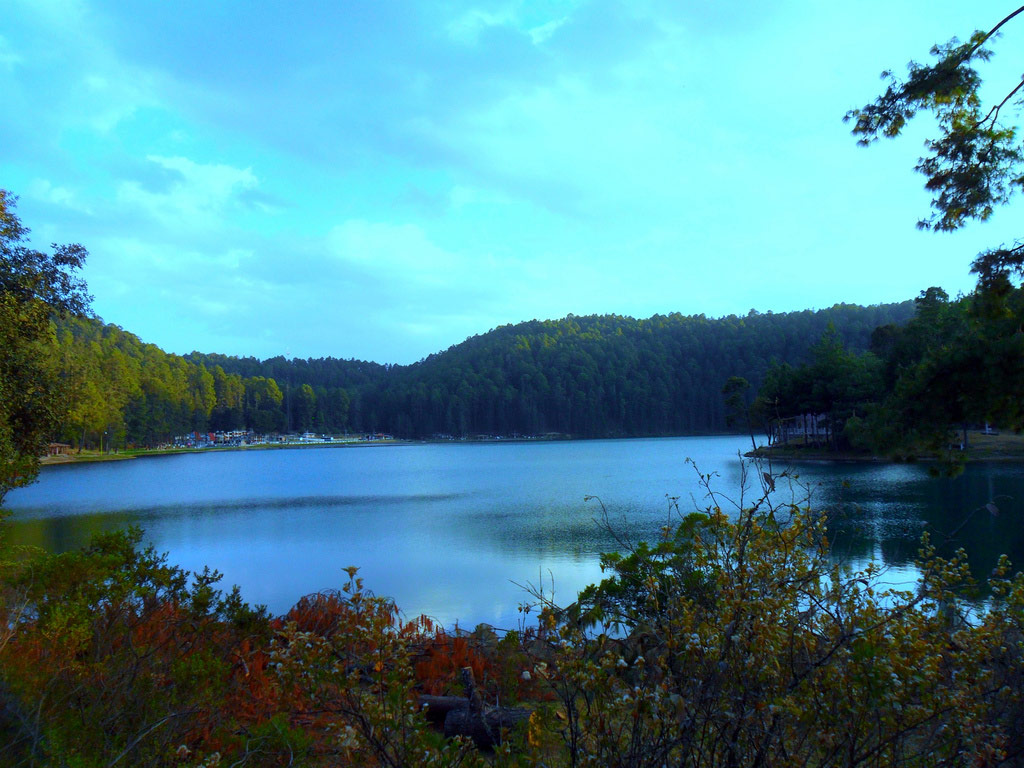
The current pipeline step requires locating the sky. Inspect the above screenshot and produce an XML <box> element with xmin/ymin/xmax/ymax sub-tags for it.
<box><xmin>2</xmin><ymin>0</ymin><xmax>1021</xmax><ymax>364</ymax></box>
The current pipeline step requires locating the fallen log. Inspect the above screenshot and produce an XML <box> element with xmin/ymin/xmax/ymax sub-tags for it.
<box><xmin>444</xmin><ymin>704</ymin><xmax>532</xmax><ymax>749</ymax></box>
<box><xmin>418</xmin><ymin>694</ymin><xmax>468</xmax><ymax>725</ymax></box>
<box><xmin>418</xmin><ymin>667</ymin><xmax>532</xmax><ymax>750</ymax></box>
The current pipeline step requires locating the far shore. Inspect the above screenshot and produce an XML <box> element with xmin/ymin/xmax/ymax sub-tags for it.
<box><xmin>39</xmin><ymin>432</ymin><xmax>748</xmax><ymax>468</ymax></box>
<box><xmin>39</xmin><ymin>433</ymin><xmax>583</xmax><ymax>467</ymax></box>
<box><xmin>745</xmin><ymin>430</ymin><xmax>1024</xmax><ymax>464</ymax></box>
<box><xmin>45</xmin><ymin>430</ymin><xmax>1024</xmax><ymax>469</ymax></box>
<box><xmin>40</xmin><ymin>438</ymin><xmax>421</xmax><ymax>467</ymax></box>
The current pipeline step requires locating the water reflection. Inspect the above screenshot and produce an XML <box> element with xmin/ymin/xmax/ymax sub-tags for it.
<box><xmin>780</xmin><ymin>461</ymin><xmax>1024</xmax><ymax>587</ymax></box>
<box><xmin>4</xmin><ymin>438</ymin><xmax>1023</xmax><ymax>627</ymax></box>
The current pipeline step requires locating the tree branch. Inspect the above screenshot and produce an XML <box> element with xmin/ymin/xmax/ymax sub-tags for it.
<box><xmin>962</xmin><ymin>5</ymin><xmax>1024</xmax><ymax>63</ymax></box>
<box><xmin>106</xmin><ymin>710</ymin><xmax>198</xmax><ymax>767</ymax></box>
<box><xmin>975</xmin><ymin>75</ymin><xmax>1024</xmax><ymax>130</ymax></box>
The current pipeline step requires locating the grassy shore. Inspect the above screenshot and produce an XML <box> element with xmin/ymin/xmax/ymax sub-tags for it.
<box><xmin>40</xmin><ymin>439</ymin><xmax>412</xmax><ymax>466</ymax></box>
<box><xmin>746</xmin><ymin>430</ymin><xmax>1024</xmax><ymax>463</ymax></box>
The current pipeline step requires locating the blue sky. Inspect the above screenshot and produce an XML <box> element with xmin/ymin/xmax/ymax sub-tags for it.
<box><xmin>2</xmin><ymin>1</ymin><xmax>1020</xmax><ymax>364</ymax></box>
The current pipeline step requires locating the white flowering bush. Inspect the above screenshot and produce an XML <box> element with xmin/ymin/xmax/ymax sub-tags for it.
<box><xmin>523</xmin><ymin>468</ymin><xmax>1024</xmax><ymax>766</ymax></box>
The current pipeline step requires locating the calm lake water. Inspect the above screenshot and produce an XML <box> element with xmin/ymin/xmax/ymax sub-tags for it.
<box><xmin>5</xmin><ymin>436</ymin><xmax>1024</xmax><ymax>629</ymax></box>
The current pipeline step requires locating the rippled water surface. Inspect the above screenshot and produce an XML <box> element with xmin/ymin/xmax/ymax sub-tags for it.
<box><xmin>5</xmin><ymin>437</ymin><xmax>1024</xmax><ymax>628</ymax></box>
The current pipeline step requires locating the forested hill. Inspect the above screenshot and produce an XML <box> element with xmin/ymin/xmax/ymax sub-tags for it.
<box><xmin>354</xmin><ymin>304</ymin><xmax>914</xmax><ymax>437</ymax></box>
<box><xmin>58</xmin><ymin>301</ymin><xmax>914</xmax><ymax>449</ymax></box>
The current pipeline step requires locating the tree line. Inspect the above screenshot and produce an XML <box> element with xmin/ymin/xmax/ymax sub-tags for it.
<box><xmin>54</xmin><ymin>302</ymin><xmax>915</xmax><ymax>450</ymax></box>
<box><xmin>745</xmin><ymin>283</ymin><xmax>1024</xmax><ymax>459</ymax></box>
<box><xmin>56</xmin><ymin>316</ymin><xmax>368</xmax><ymax>449</ymax></box>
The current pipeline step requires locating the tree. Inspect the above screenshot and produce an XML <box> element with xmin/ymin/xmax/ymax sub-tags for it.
<box><xmin>210</xmin><ymin>364</ymin><xmax>246</xmax><ymax>431</ymax></box>
<box><xmin>293</xmin><ymin>383</ymin><xmax>317</xmax><ymax>433</ymax></box>
<box><xmin>720</xmin><ymin>376</ymin><xmax>750</xmax><ymax>431</ymax></box>
<box><xmin>244</xmin><ymin>376</ymin><xmax>285</xmax><ymax>434</ymax></box>
<box><xmin>187</xmin><ymin>363</ymin><xmax>216</xmax><ymax>432</ymax></box>
<box><xmin>721</xmin><ymin>375</ymin><xmax>769</xmax><ymax>448</ymax></box>
<box><xmin>845</xmin><ymin>7</ymin><xmax>1024</xmax><ymax>285</ymax></box>
<box><xmin>0</xmin><ymin>192</ymin><xmax>90</xmax><ymax>315</ymax></box>
<box><xmin>0</xmin><ymin>191</ymin><xmax>90</xmax><ymax>503</ymax></box>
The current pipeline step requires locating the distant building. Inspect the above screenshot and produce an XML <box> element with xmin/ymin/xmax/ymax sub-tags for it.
<box><xmin>771</xmin><ymin>413</ymin><xmax>828</xmax><ymax>445</ymax></box>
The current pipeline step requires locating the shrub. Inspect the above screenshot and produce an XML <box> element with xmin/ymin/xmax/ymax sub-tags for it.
<box><xmin>2</xmin><ymin>466</ymin><xmax>1023</xmax><ymax>766</ymax></box>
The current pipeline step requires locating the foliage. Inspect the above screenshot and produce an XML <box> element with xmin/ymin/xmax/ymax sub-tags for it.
<box><xmin>356</xmin><ymin>306</ymin><xmax>913</xmax><ymax>439</ymax></box>
<box><xmin>574</xmin><ymin>506</ymin><xmax>718</xmax><ymax>632</ymax></box>
<box><xmin>720</xmin><ymin>376</ymin><xmax>759</xmax><ymax>443</ymax></box>
<box><xmin>754</xmin><ymin>323</ymin><xmax>884</xmax><ymax>451</ymax></box>
<box><xmin>840</xmin><ymin>9</ymin><xmax>1024</xmax><ymax>459</ymax></box>
<box><xmin>0</xmin><ymin>526</ymin><xmax>273</xmax><ymax>767</ymax></box>
<box><xmin>270</xmin><ymin>574</ymin><xmax>492</xmax><ymax>767</ymax></box>
<box><xmin>0</xmin><ymin>526</ymin><xmax>535</xmax><ymax>767</ymax></box>
<box><xmin>0</xmin><ymin>191</ymin><xmax>90</xmax><ymax>315</ymax></box>
<box><xmin>754</xmin><ymin>284</ymin><xmax>1024</xmax><ymax>459</ymax></box>
<box><xmin>845</xmin><ymin>7</ymin><xmax>1023</xmax><ymax>283</ymax></box>
<box><xmin>0</xmin><ymin>191</ymin><xmax>90</xmax><ymax>502</ymax></box>
<box><xmin>4</xmin><ymin>460</ymin><xmax>1024</xmax><ymax>766</ymax></box>
<box><xmin>525</xmin><ymin>467</ymin><xmax>1024</xmax><ymax>766</ymax></box>
<box><xmin>57</xmin><ymin>301</ymin><xmax>916</xmax><ymax>448</ymax></box>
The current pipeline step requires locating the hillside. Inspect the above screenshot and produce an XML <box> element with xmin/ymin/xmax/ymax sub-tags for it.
<box><xmin>57</xmin><ymin>301</ymin><xmax>915</xmax><ymax>448</ymax></box>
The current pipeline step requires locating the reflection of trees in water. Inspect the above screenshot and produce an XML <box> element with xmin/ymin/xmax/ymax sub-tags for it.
<box><xmin>7</xmin><ymin>512</ymin><xmax>136</xmax><ymax>554</ymax></box>
<box><xmin>12</xmin><ymin>458</ymin><xmax>1024</xmax><ymax>607</ymax></box>
<box><xmin>791</xmin><ymin>462</ymin><xmax>1024</xmax><ymax>591</ymax></box>
<box><xmin>453</xmin><ymin>498</ymin><xmax>676</xmax><ymax>563</ymax></box>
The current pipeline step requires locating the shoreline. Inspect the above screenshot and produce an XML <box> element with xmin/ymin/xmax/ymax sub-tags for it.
<box><xmin>39</xmin><ymin>432</ymin><xmax>741</xmax><ymax>468</ymax></box>
<box><xmin>744</xmin><ymin>431</ymin><xmax>1024</xmax><ymax>465</ymax></box>
<box><xmin>40</xmin><ymin>438</ymin><xmax>420</xmax><ymax>467</ymax></box>
<box><xmin>49</xmin><ymin>431</ymin><xmax>1024</xmax><ymax>469</ymax></box>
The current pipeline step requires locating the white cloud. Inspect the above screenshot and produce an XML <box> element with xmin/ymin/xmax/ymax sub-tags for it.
<box><xmin>80</xmin><ymin>70</ymin><xmax>163</xmax><ymax>133</ymax></box>
<box><xmin>97</xmin><ymin>237</ymin><xmax>254</xmax><ymax>277</ymax></box>
<box><xmin>446</xmin><ymin>6</ymin><xmax>518</xmax><ymax>44</ymax></box>
<box><xmin>117</xmin><ymin>155</ymin><xmax>259</xmax><ymax>229</ymax></box>
<box><xmin>327</xmin><ymin>220</ymin><xmax>461</xmax><ymax>282</ymax></box>
<box><xmin>445</xmin><ymin>3</ymin><xmax>577</xmax><ymax>45</ymax></box>
<box><xmin>88</xmin><ymin>236</ymin><xmax>267</xmax><ymax>338</ymax></box>
<box><xmin>27</xmin><ymin>179</ymin><xmax>93</xmax><ymax>214</ymax></box>
<box><xmin>528</xmin><ymin>17</ymin><xmax>567</xmax><ymax>45</ymax></box>
<box><xmin>415</xmin><ymin>67</ymin><xmax>700</xmax><ymax>220</ymax></box>
<box><xmin>9</xmin><ymin>0</ymin><xmax>165</xmax><ymax>135</ymax></box>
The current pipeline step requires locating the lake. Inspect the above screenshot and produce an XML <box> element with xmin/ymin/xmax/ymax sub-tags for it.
<box><xmin>4</xmin><ymin>436</ymin><xmax>1024</xmax><ymax>629</ymax></box>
